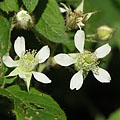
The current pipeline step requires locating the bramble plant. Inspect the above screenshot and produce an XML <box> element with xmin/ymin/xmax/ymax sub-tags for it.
<box><xmin>0</xmin><ymin>0</ymin><xmax>120</xmax><ymax>120</ymax></box>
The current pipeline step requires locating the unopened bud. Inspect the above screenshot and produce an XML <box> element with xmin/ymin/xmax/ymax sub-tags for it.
<box><xmin>16</xmin><ymin>10</ymin><xmax>34</xmax><ymax>29</ymax></box>
<box><xmin>97</xmin><ymin>25</ymin><xmax>113</xmax><ymax>40</ymax></box>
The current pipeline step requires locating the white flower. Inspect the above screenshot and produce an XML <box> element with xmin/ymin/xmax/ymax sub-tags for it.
<box><xmin>54</xmin><ymin>30</ymin><xmax>111</xmax><ymax>90</ymax></box>
<box><xmin>59</xmin><ymin>7</ymin><xmax>67</xmax><ymax>13</ymax></box>
<box><xmin>3</xmin><ymin>36</ymin><xmax>51</xmax><ymax>91</ymax></box>
<box><xmin>16</xmin><ymin>10</ymin><xmax>34</xmax><ymax>29</ymax></box>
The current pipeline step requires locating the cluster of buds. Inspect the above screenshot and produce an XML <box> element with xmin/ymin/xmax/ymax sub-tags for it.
<box><xmin>60</xmin><ymin>0</ymin><xmax>114</xmax><ymax>41</ymax></box>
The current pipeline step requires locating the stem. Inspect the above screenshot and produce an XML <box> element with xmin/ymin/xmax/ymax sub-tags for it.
<box><xmin>38</xmin><ymin>57</ymin><xmax>55</xmax><ymax>73</ymax></box>
<box><xmin>86</xmin><ymin>33</ymin><xmax>97</xmax><ymax>38</ymax></box>
<box><xmin>86</xmin><ymin>38</ymin><xmax>98</xmax><ymax>43</ymax></box>
<box><xmin>1</xmin><ymin>78</ymin><xmax>5</xmax><ymax>88</ymax></box>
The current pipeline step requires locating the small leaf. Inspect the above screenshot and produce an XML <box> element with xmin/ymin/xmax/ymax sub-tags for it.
<box><xmin>0</xmin><ymin>0</ymin><xmax>19</xmax><ymax>13</ymax></box>
<box><xmin>108</xmin><ymin>108</ymin><xmax>120</xmax><ymax>120</ymax></box>
<box><xmin>22</xmin><ymin>0</ymin><xmax>39</xmax><ymax>12</ymax></box>
<box><xmin>0</xmin><ymin>85</ymin><xmax>67</xmax><ymax>120</ymax></box>
<box><xmin>35</xmin><ymin>0</ymin><xmax>69</xmax><ymax>43</ymax></box>
<box><xmin>0</xmin><ymin>17</ymin><xmax>13</xmax><ymax>85</ymax></box>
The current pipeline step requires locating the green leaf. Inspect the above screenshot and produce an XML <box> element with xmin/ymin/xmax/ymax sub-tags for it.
<box><xmin>108</xmin><ymin>108</ymin><xmax>120</xmax><ymax>120</ymax></box>
<box><xmin>0</xmin><ymin>17</ymin><xmax>14</xmax><ymax>85</ymax></box>
<box><xmin>0</xmin><ymin>85</ymin><xmax>67</xmax><ymax>120</ymax></box>
<box><xmin>35</xmin><ymin>0</ymin><xmax>69</xmax><ymax>43</ymax></box>
<box><xmin>0</xmin><ymin>0</ymin><xmax>19</xmax><ymax>13</ymax></box>
<box><xmin>22</xmin><ymin>0</ymin><xmax>39</xmax><ymax>12</ymax></box>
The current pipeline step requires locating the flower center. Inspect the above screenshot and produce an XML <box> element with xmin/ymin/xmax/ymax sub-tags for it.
<box><xmin>19</xmin><ymin>50</ymin><xmax>39</xmax><ymax>72</ymax></box>
<box><xmin>74</xmin><ymin>50</ymin><xmax>99</xmax><ymax>72</ymax></box>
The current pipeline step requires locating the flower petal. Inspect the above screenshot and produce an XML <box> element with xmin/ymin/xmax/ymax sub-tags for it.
<box><xmin>2</xmin><ymin>55</ymin><xmax>18</xmax><ymax>67</ymax></box>
<box><xmin>59</xmin><ymin>7</ymin><xmax>67</xmax><ymax>13</ymax></box>
<box><xmin>25</xmin><ymin>73</ymin><xmax>32</xmax><ymax>92</ymax></box>
<box><xmin>74</xmin><ymin>30</ymin><xmax>85</xmax><ymax>53</ymax></box>
<box><xmin>35</xmin><ymin>45</ymin><xmax>50</xmax><ymax>63</ymax></box>
<box><xmin>32</xmin><ymin>72</ymin><xmax>51</xmax><ymax>83</ymax></box>
<box><xmin>95</xmin><ymin>43</ymin><xmax>111</xmax><ymax>58</ymax></box>
<box><xmin>14</xmin><ymin>36</ymin><xmax>25</xmax><ymax>57</ymax></box>
<box><xmin>7</xmin><ymin>67</ymin><xmax>20</xmax><ymax>77</ymax></box>
<box><xmin>70</xmin><ymin>70</ymin><xmax>83</xmax><ymax>90</ymax></box>
<box><xmin>93</xmin><ymin>68</ymin><xmax>111</xmax><ymax>83</ymax></box>
<box><xmin>83</xmin><ymin>12</ymin><xmax>96</xmax><ymax>22</ymax></box>
<box><xmin>75</xmin><ymin>0</ymin><xmax>84</xmax><ymax>12</ymax></box>
<box><xmin>19</xmin><ymin>72</ymin><xmax>32</xmax><ymax>92</ymax></box>
<box><xmin>54</xmin><ymin>54</ymin><xmax>76</xmax><ymax>66</ymax></box>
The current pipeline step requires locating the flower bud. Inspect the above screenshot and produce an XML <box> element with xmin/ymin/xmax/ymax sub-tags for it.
<box><xmin>97</xmin><ymin>25</ymin><xmax>113</xmax><ymax>40</ymax></box>
<box><xmin>16</xmin><ymin>10</ymin><xmax>34</xmax><ymax>29</ymax></box>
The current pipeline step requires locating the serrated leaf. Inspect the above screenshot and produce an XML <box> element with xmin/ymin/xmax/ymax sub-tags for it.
<box><xmin>108</xmin><ymin>108</ymin><xmax>120</xmax><ymax>120</ymax></box>
<box><xmin>22</xmin><ymin>0</ymin><xmax>39</xmax><ymax>12</ymax></box>
<box><xmin>35</xmin><ymin>0</ymin><xmax>69</xmax><ymax>43</ymax></box>
<box><xmin>0</xmin><ymin>85</ymin><xmax>67</xmax><ymax>120</ymax></box>
<box><xmin>0</xmin><ymin>0</ymin><xmax>19</xmax><ymax>13</ymax></box>
<box><xmin>0</xmin><ymin>17</ymin><xmax>13</xmax><ymax>85</ymax></box>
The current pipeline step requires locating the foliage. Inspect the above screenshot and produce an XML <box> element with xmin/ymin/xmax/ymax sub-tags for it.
<box><xmin>0</xmin><ymin>85</ymin><xmax>66</xmax><ymax>120</ymax></box>
<box><xmin>0</xmin><ymin>0</ymin><xmax>120</xmax><ymax>119</ymax></box>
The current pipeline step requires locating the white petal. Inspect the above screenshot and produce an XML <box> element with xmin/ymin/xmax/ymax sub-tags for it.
<box><xmin>14</xmin><ymin>36</ymin><xmax>25</xmax><ymax>57</ymax></box>
<box><xmin>2</xmin><ymin>55</ymin><xmax>18</xmax><ymax>67</ymax></box>
<box><xmin>70</xmin><ymin>70</ymin><xmax>83</xmax><ymax>90</ymax></box>
<box><xmin>74</xmin><ymin>30</ymin><xmax>85</xmax><ymax>53</ymax></box>
<box><xmin>25</xmin><ymin>73</ymin><xmax>32</xmax><ymax>92</ymax></box>
<box><xmin>20</xmin><ymin>72</ymin><xmax>32</xmax><ymax>91</ymax></box>
<box><xmin>35</xmin><ymin>45</ymin><xmax>50</xmax><ymax>63</ymax></box>
<box><xmin>19</xmin><ymin>73</ymin><xmax>26</xmax><ymax>79</ymax></box>
<box><xmin>93</xmin><ymin>68</ymin><xmax>111</xmax><ymax>83</ymax></box>
<box><xmin>16</xmin><ymin>10</ymin><xmax>28</xmax><ymax>21</ymax></box>
<box><xmin>7</xmin><ymin>68</ymin><xmax>20</xmax><ymax>77</ymax></box>
<box><xmin>95</xmin><ymin>43</ymin><xmax>111</xmax><ymax>58</ymax></box>
<box><xmin>54</xmin><ymin>54</ymin><xmax>76</xmax><ymax>66</ymax></box>
<box><xmin>32</xmin><ymin>72</ymin><xmax>51</xmax><ymax>83</ymax></box>
<box><xmin>75</xmin><ymin>0</ymin><xmax>84</xmax><ymax>12</ymax></box>
<box><xmin>59</xmin><ymin>7</ymin><xmax>67</xmax><ymax>13</ymax></box>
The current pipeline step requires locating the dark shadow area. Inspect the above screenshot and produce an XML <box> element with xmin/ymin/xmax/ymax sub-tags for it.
<box><xmin>0</xmin><ymin>96</ymin><xmax>15</xmax><ymax>120</ymax></box>
<box><xmin>39</xmin><ymin>48</ymin><xmax>120</xmax><ymax>120</ymax></box>
<box><xmin>33</xmin><ymin>0</ymin><xmax>48</xmax><ymax>24</ymax></box>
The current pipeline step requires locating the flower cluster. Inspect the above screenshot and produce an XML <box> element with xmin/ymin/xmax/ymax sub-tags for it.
<box><xmin>2</xmin><ymin>1</ymin><xmax>112</xmax><ymax>92</ymax></box>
